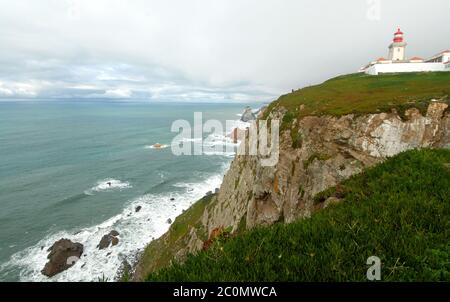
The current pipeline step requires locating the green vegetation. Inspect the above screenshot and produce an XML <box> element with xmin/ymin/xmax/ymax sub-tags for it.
<box><xmin>290</xmin><ymin>128</ymin><xmax>302</xmax><ymax>149</ymax></box>
<box><xmin>146</xmin><ymin>149</ymin><xmax>450</xmax><ymax>282</ymax></box>
<box><xmin>303</xmin><ymin>153</ymin><xmax>332</xmax><ymax>169</ymax></box>
<box><xmin>263</xmin><ymin>72</ymin><xmax>450</xmax><ymax>120</ymax></box>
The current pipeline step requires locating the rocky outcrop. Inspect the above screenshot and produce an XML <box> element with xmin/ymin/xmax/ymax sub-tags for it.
<box><xmin>41</xmin><ymin>239</ymin><xmax>84</xmax><ymax>277</ymax></box>
<box><xmin>98</xmin><ymin>231</ymin><xmax>120</xmax><ymax>250</ymax></box>
<box><xmin>134</xmin><ymin>100</ymin><xmax>449</xmax><ymax>280</ymax></box>
<box><xmin>240</xmin><ymin>106</ymin><xmax>256</xmax><ymax>122</ymax></box>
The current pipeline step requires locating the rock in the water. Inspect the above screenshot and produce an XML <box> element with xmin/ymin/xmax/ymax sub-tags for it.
<box><xmin>41</xmin><ymin>239</ymin><xmax>83</xmax><ymax>277</ymax></box>
<box><xmin>214</xmin><ymin>188</ymin><xmax>220</xmax><ymax>194</ymax></box>
<box><xmin>135</xmin><ymin>206</ymin><xmax>142</xmax><ymax>212</ymax></box>
<box><xmin>109</xmin><ymin>230</ymin><xmax>119</xmax><ymax>237</ymax></box>
<box><xmin>240</xmin><ymin>106</ymin><xmax>256</xmax><ymax>122</ymax></box>
<box><xmin>111</xmin><ymin>237</ymin><xmax>119</xmax><ymax>246</ymax></box>
<box><xmin>170</xmin><ymin>198</ymin><xmax>175</xmax><ymax>201</ymax></box>
<box><xmin>98</xmin><ymin>231</ymin><xmax>120</xmax><ymax>250</ymax></box>
<box><xmin>205</xmin><ymin>191</ymin><xmax>213</xmax><ymax>196</ymax></box>
<box><xmin>167</xmin><ymin>218</ymin><xmax>172</xmax><ymax>224</ymax></box>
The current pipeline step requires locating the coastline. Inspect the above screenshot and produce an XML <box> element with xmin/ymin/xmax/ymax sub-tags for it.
<box><xmin>0</xmin><ymin>103</ymin><xmax>257</xmax><ymax>282</ymax></box>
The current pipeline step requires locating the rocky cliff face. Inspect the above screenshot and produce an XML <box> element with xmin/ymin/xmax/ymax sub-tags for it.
<box><xmin>134</xmin><ymin>100</ymin><xmax>449</xmax><ymax>280</ymax></box>
<box><xmin>206</xmin><ymin>101</ymin><xmax>450</xmax><ymax>231</ymax></box>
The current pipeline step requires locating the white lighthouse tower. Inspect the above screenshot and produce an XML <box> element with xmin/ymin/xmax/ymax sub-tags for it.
<box><xmin>388</xmin><ymin>28</ymin><xmax>407</xmax><ymax>61</ymax></box>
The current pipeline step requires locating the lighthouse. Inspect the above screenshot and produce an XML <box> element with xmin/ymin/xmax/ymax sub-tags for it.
<box><xmin>388</xmin><ymin>28</ymin><xmax>407</xmax><ymax>61</ymax></box>
<box><xmin>361</xmin><ymin>28</ymin><xmax>449</xmax><ymax>75</ymax></box>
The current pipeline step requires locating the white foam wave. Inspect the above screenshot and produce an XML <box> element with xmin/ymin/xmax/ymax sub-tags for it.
<box><xmin>0</xmin><ymin>167</ymin><xmax>228</xmax><ymax>282</ymax></box>
<box><xmin>84</xmin><ymin>179</ymin><xmax>132</xmax><ymax>195</ymax></box>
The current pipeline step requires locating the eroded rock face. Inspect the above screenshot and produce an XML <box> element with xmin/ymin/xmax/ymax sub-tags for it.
<box><xmin>41</xmin><ymin>239</ymin><xmax>84</xmax><ymax>277</ymax></box>
<box><xmin>203</xmin><ymin>101</ymin><xmax>449</xmax><ymax>233</ymax></box>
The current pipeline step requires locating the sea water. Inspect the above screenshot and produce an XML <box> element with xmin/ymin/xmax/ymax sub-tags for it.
<box><xmin>0</xmin><ymin>100</ymin><xmax>258</xmax><ymax>281</ymax></box>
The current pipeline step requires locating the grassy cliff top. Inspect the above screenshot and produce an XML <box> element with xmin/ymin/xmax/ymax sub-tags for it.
<box><xmin>146</xmin><ymin>149</ymin><xmax>450</xmax><ymax>282</ymax></box>
<box><xmin>265</xmin><ymin>72</ymin><xmax>450</xmax><ymax>120</ymax></box>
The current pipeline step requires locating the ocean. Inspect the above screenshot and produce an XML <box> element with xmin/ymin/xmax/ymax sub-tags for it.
<box><xmin>0</xmin><ymin>100</ymin><xmax>257</xmax><ymax>281</ymax></box>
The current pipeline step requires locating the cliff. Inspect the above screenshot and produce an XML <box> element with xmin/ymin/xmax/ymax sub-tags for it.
<box><xmin>146</xmin><ymin>149</ymin><xmax>450</xmax><ymax>281</ymax></box>
<box><xmin>133</xmin><ymin>72</ymin><xmax>450</xmax><ymax>280</ymax></box>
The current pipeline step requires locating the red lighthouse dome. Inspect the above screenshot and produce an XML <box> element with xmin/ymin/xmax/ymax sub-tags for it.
<box><xmin>393</xmin><ymin>28</ymin><xmax>404</xmax><ymax>43</ymax></box>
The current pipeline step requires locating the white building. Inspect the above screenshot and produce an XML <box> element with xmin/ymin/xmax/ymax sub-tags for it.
<box><xmin>362</xmin><ymin>28</ymin><xmax>449</xmax><ymax>75</ymax></box>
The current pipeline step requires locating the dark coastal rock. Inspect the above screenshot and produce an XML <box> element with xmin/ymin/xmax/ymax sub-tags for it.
<box><xmin>167</xmin><ymin>218</ymin><xmax>172</xmax><ymax>224</ymax></box>
<box><xmin>111</xmin><ymin>237</ymin><xmax>119</xmax><ymax>246</ymax></box>
<box><xmin>98</xmin><ymin>236</ymin><xmax>111</xmax><ymax>250</ymax></box>
<box><xmin>215</xmin><ymin>188</ymin><xmax>220</xmax><ymax>194</ymax></box>
<box><xmin>206</xmin><ymin>191</ymin><xmax>213</xmax><ymax>196</ymax></box>
<box><xmin>170</xmin><ymin>198</ymin><xmax>175</xmax><ymax>201</ymax></box>
<box><xmin>41</xmin><ymin>239</ymin><xmax>84</xmax><ymax>277</ymax></box>
<box><xmin>109</xmin><ymin>230</ymin><xmax>120</xmax><ymax>237</ymax></box>
<box><xmin>135</xmin><ymin>206</ymin><xmax>142</xmax><ymax>212</ymax></box>
<box><xmin>98</xmin><ymin>231</ymin><xmax>120</xmax><ymax>250</ymax></box>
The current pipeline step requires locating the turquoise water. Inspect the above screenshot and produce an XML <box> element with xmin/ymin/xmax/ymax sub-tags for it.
<box><xmin>0</xmin><ymin>100</ymin><xmax>254</xmax><ymax>281</ymax></box>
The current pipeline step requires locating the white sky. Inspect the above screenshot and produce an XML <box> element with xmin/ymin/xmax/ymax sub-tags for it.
<box><xmin>0</xmin><ymin>0</ymin><xmax>449</xmax><ymax>101</ymax></box>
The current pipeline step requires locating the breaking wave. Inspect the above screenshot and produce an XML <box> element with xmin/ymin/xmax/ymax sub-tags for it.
<box><xmin>0</xmin><ymin>167</ymin><xmax>228</xmax><ymax>282</ymax></box>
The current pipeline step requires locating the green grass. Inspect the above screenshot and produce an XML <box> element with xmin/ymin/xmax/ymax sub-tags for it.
<box><xmin>146</xmin><ymin>149</ymin><xmax>450</xmax><ymax>282</ymax></box>
<box><xmin>303</xmin><ymin>153</ymin><xmax>332</xmax><ymax>169</ymax></box>
<box><xmin>264</xmin><ymin>72</ymin><xmax>450</xmax><ymax>122</ymax></box>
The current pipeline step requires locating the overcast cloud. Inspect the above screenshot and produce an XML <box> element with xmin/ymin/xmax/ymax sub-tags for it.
<box><xmin>0</xmin><ymin>0</ymin><xmax>449</xmax><ymax>102</ymax></box>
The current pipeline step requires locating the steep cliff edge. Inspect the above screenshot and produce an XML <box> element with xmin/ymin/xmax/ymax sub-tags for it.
<box><xmin>133</xmin><ymin>72</ymin><xmax>450</xmax><ymax>280</ymax></box>
<box><xmin>146</xmin><ymin>149</ymin><xmax>450</xmax><ymax>281</ymax></box>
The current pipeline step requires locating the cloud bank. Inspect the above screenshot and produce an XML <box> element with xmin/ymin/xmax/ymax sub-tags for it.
<box><xmin>0</xmin><ymin>0</ymin><xmax>449</xmax><ymax>101</ymax></box>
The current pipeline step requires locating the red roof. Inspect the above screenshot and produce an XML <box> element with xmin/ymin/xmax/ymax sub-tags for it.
<box><xmin>442</xmin><ymin>50</ymin><xmax>450</xmax><ymax>54</ymax></box>
<box><xmin>377</xmin><ymin>57</ymin><xmax>388</xmax><ymax>61</ymax></box>
<box><xmin>395</xmin><ymin>28</ymin><xmax>404</xmax><ymax>35</ymax></box>
<box><xmin>410</xmin><ymin>57</ymin><xmax>423</xmax><ymax>60</ymax></box>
